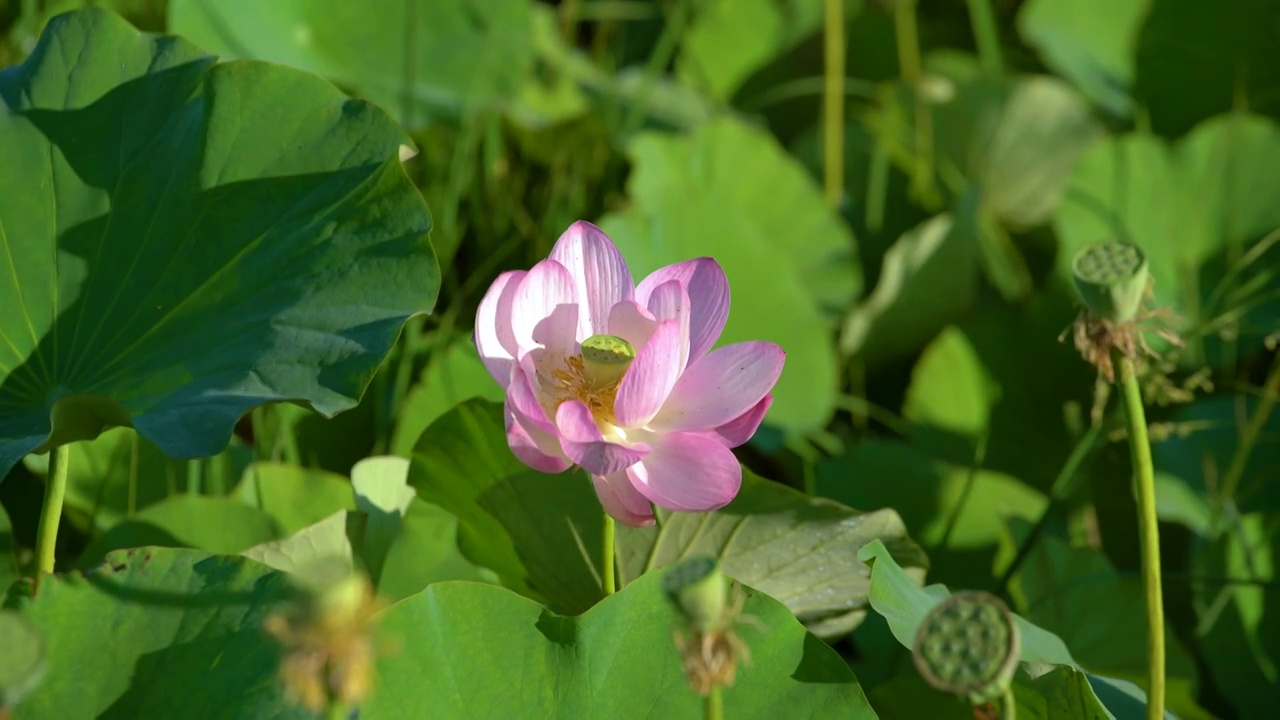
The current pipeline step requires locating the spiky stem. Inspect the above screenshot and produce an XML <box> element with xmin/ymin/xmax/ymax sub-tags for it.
<box><xmin>34</xmin><ymin>444</ymin><xmax>70</xmax><ymax>588</ymax></box>
<box><xmin>1114</xmin><ymin>350</ymin><xmax>1165</xmax><ymax>720</ymax></box>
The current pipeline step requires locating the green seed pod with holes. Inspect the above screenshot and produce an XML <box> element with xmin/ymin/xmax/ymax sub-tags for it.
<box><xmin>662</xmin><ymin>556</ymin><xmax>726</xmax><ymax>635</ymax></box>
<box><xmin>1071</xmin><ymin>241</ymin><xmax>1149</xmax><ymax>323</ymax></box>
<box><xmin>0</xmin><ymin>610</ymin><xmax>47</xmax><ymax>710</ymax></box>
<box><xmin>912</xmin><ymin>591</ymin><xmax>1021</xmax><ymax>705</ymax></box>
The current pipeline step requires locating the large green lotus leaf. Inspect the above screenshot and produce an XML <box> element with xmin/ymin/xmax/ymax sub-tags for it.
<box><xmin>407</xmin><ymin>399</ymin><xmax>609</xmax><ymax>613</ymax></box>
<box><xmin>168</xmin><ymin>0</ymin><xmax>532</xmax><ymax>127</ymax></box>
<box><xmin>1193</xmin><ymin>511</ymin><xmax>1280</xmax><ymax>717</ymax></box>
<box><xmin>839</xmin><ymin>205</ymin><xmax>981</xmax><ymax>369</ymax></box>
<box><xmin>819</xmin><ymin>440</ymin><xmax>1046</xmax><ymax>587</ymax></box>
<box><xmin>76</xmin><ymin>495</ymin><xmax>282</xmax><ymax>567</ymax></box>
<box><xmin>1005</xmin><ymin>530</ymin><xmax>1209</xmax><ymax>719</ymax></box>
<box><xmin>599</xmin><ymin>117</ymin><xmax>860</xmax><ymax>434</ymax></box>
<box><xmin>410</xmin><ymin>399</ymin><xmax>928</xmax><ymax>633</ymax></box>
<box><xmin>231</xmin><ymin>462</ymin><xmax>355</xmax><ymax>535</ymax></box>
<box><xmin>1015</xmin><ymin>0</ymin><xmax>1151</xmax><ymax>118</ymax></box>
<box><xmin>389</xmin><ymin>336</ymin><xmax>503</xmax><ymax>457</ymax></box>
<box><xmin>1054</xmin><ymin>114</ymin><xmax>1280</xmax><ymax>354</ymax></box>
<box><xmin>617</xmin><ymin>471</ymin><xmax>929</xmax><ymax>639</ymax></box>
<box><xmin>858</xmin><ymin>540</ymin><xmax>1154</xmax><ymax>719</ymax></box>
<box><xmin>364</xmin><ymin>568</ymin><xmax>876</xmax><ymax>719</ymax></box>
<box><xmin>0</xmin><ymin>504</ymin><xmax>16</xmax><ymax>594</ymax></box>
<box><xmin>899</xmin><ymin>292</ymin><xmax>1094</xmax><ymax>491</ymax></box>
<box><xmin>0</xmin><ymin>9</ymin><xmax>438</xmax><ymax>481</ymax></box>
<box><xmin>7</xmin><ymin>547</ymin><xmax>304</xmax><ymax>719</ymax></box>
<box><xmin>21</xmin><ymin>426</ymin><xmax>252</xmax><ymax>534</ymax></box>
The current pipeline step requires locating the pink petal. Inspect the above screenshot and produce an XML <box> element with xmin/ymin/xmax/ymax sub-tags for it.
<box><xmin>712</xmin><ymin>393</ymin><xmax>773</xmax><ymax>448</ymax></box>
<box><xmin>626</xmin><ymin>431</ymin><xmax>741</xmax><ymax>512</ymax></box>
<box><xmin>606</xmin><ymin>301</ymin><xmax>658</xmax><ymax>350</ymax></box>
<box><xmin>637</xmin><ymin>258</ymin><xmax>729</xmax><ymax>361</ymax></box>
<box><xmin>549</xmin><ymin>221</ymin><xmax>634</xmax><ymax>341</ymax></box>
<box><xmin>511</xmin><ymin>259</ymin><xmax>577</xmax><ymax>354</ymax></box>
<box><xmin>505</xmin><ymin>403</ymin><xmax>572</xmax><ymax>473</ymax></box>
<box><xmin>592</xmin><ymin>471</ymin><xmax>655</xmax><ymax>527</ymax></box>
<box><xmin>613</xmin><ymin>320</ymin><xmax>684</xmax><ymax>429</ymax></box>
<box><xmin>644</xmin><ymin>280</ymin><xmax>691</xmax><ymax>371</ymax></box>
<box><xmin>555</xmin><ymin>401</ymin><xmax>649</xmax><ymax>475</ymax></box>
<box><xmin>652</xmin><ymin>342</ymin><xmax>785</xmax><ymax>432</ymax></box>
<box><xmin>509</xmin><ymin>359</ymin><xmax>556</xmax><ymax>433</ymax></box>
<box><xmin>474</xmin><ymin>270</ymin><xmax>526</xmax><ymax>386</ymax></box>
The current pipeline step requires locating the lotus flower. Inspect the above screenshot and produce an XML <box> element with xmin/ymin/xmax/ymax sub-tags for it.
<box><xmin>474</xmin><ymin>221</ymin><xmax>784</xmax><ymax>527</ymax></box>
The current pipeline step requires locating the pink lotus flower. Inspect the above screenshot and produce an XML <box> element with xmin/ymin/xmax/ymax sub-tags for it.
<box><xmin>474</xmin><ymin>221</ymin><xmax>785</xmax><ymax>527</ymax></box>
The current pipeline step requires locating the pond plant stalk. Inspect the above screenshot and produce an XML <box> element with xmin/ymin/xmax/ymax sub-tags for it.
<box><xmin>1068</xmin><ymin>241</ymin><xmax>1173</xmax><ymax>720</ymax></box>
<box><xmin>602</xmin><ymin>512</ymin><xmax>617</xmax><ymax>595</ymax></box>
<box><xmin>33</xmin><ymin>443</ymin><xmax>70</xmax><ymax>587</ymax></box>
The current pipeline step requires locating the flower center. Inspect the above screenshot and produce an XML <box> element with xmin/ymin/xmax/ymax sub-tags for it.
<box><xmin>550</xmin><ymin>334</ymin><xmax>635</xmax><ymax>425</ymax></box>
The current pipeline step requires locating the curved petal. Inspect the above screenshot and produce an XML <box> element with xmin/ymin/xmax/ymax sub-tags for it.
<box><xmin>549</xmin><ymin>221</ymin><xmax>634</xmax><ymax>341</ymax></box>
<box><xmin>637</xmin><ymin>258</ymin><xmax>729</xmax><ymax>361</ymax></box>
<box><xmin>712</xmin><ymin>393</ymin><xmax>772</xmax><ymax>448</ymax></box>
<box><xmin>606</xmin><ymin>300</ymin><xmax>658</xmax><ymax>350</ymax></box>
<box><xmin>592</xmin><ymin>471</ymin><xmax>655</xmax><ymax>527</ymax></box>
<box><xmin>509</xmin><ymin>358</ymin><xmax>557</xmax><ymax>433</ymax></box>
<box><xmin>511</xmin><ymin>259</ymin><xmax>577</xmax><ymax>354</ymax></box>
<box><xmin>613</xmin><ymin>320</ymin><xmax>684</xmax><ymax>429</ymax></box>
<box><xmin>505</xmin><ymin>402</ymin><xmax>571</xmax><ymax>473</ymax></box>
<box><xmin>555</xmin><ymin>401</ymin><xmax>649</xmax><ymax>475</ymax></box>
<box><xmin>474</xmin><ymin>270</ymin><xmax>527</xmax><ymax>386</ymax></box>
<box><xmin>652</xmin><ymin>341</ymin><xmax>785</xmax><ymax>432</ymax></box>
<box><xmin>644</xmin><ymin>280</ymin><xmax>691</xmax><ymax>372</ymax></box>
<box><xmin>626</xmin><ymin>431</ymin><xmax>741</xmax><ymax>512</ymax></box>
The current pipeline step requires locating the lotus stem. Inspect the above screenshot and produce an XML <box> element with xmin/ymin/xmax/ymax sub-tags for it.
<box><xmin>34</xmin><ymin>443</ymin><xmax>70</xmax><ymax>587</ymax></box>
<box><xmin>704</xmin><ymin>685</ymin><xmax>723</xmax><ymax>720</ymax></box>
<box><xmin>1114</xmin><ymin>349</ymin><xmax>1165</xmax><ymax>720</ymax></box>
<box><xmin>1001</xmin><ymin>686</ymin><xmax>1016</xmax><ymax>720</ymax></box>
<box><xmin>964</xmin><ymin>0</ymin><xmax>1004</xmax><ymax>75</ymax></box>
<box><xmin>823</xmin><ymin>0</ymin><xmax>845</xmax><ymax>209</ymax></box>
<box><xmin>602</xmin><ymin>512</ymin><xmax>617</xmax><ymax>596</ymax></box>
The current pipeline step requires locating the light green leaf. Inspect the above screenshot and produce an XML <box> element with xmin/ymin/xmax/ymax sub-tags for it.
<box><xmin>599</xmin><ymin>117</ymin><xmax>861</xmax><ymax>433</ymax></box>
<box><xmin>618</xmin><ymin>469</ymin><xmax>928</xmax><ymax>639</ymax></box>
<box><xmin>169</xmin><ymin>0</ymin><xmax>532</xmax><ymax>127</ymax></box>
<box><xmin>364</xmin><ymin>568</ymin><xmax>877</xmax><ymax>719</ymax></box>
<box><xmin>76</xmin><ymin>496</ymin><xmax>282</xmax><ymax>567</ymax></box>
<box><xmin>232</xmin><ymin>462</ymin><xmax>355</xmax><ymax>535</ymax></box>
<box><xmin>0</xmin><ymin>9</ymin><xmax>438</xmax><ymax>481</ymax></box>
<box><xmin>1016</xmin><ymin>0</ymin><xmax>1151</xmax><ymax>117</ymax></box>
<box><xmin>7</xmin><ymin>547</ymin><xmax>303</xmax><ymax>719</ymax></box>
<box><xmin>0</xmin><ymin>610</ymin><xmax>46</xmax><ymax>711</ymax></box>
<box><xmin>840</xmin><ymin>206</ymin><xmax>981</xmax><ymax>368</ymax></box>
<box><xmin>389</xmin><ymin>338</ymin><xmax>504</xmax><ymax>457</ymax></box>
<box><xmin>22</xmin><ymin>427</ymin><xmax>252</xmax><ymax>533</ymax></box>
<box><xmin>677</xmin><ymin>0</ymin><xmax>853</xmax><ymax>101</ymax></box>
<box><xmin>857</xmin><ymin>539</ymin><xmax>1160</xmax><ymax>719</ymax></box>
<box><xmin>375</xmin><ymin>497</ymin><xmax>497</xmax><ymax>603</ymax></box>
<box><xmin>350</xmin><ymin>455</ymin><xmax>415</xmax><ymax>583</ymax></box>
<box><xmin>241</xmin><ymin>509</ymin><xmax>353</xmax><ymax>576</ymax></box>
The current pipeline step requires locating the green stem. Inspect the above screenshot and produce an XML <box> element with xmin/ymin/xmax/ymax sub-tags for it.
<box><xmin>1218</xmin><ymin>351</ymin><xmax>1280</xmax><ymax>511</ymax></box>
<box><xmin>602</xmin><ymin>512</ymin><xmax>617</xmax><ymax>595</ymax></box>
<box><xmin>704</xmin><ymin>686</ymin><xmax>724</xmax><ymax>720</ymax></box>
<box><xmin>822</xmin><ymin>0</ymin><xmax>845</xmax><ymax>209</ymax></box>
<box><xmin>1001</xmin><ymin>686</ymin><xmax>1017</xmax><ymax>720</ymax></box>
<box><xmin>34</xmin><ymin>444</ymin><xmax>70</xmax><ymax>587</ymax></box>
<box><xmin>326</xmin><ymin>701</ymin><xmax>349</xmax><ymax>720</ymax></box>
<box><xmin>1114</xmin><ymin>351</ymin><xmax>1165</xmax><ymax>720</ymax></box>
<box><xmin>964</xmin><ymin>0</ymin><xmax>1004</xmax><ymax>75</ymax></box>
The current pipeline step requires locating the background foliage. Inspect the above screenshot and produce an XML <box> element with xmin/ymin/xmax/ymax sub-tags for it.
<box><xmin>2</xmin><ymin>0</ymin><xmax>1279</xmax><ymax>718</ymax></box>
